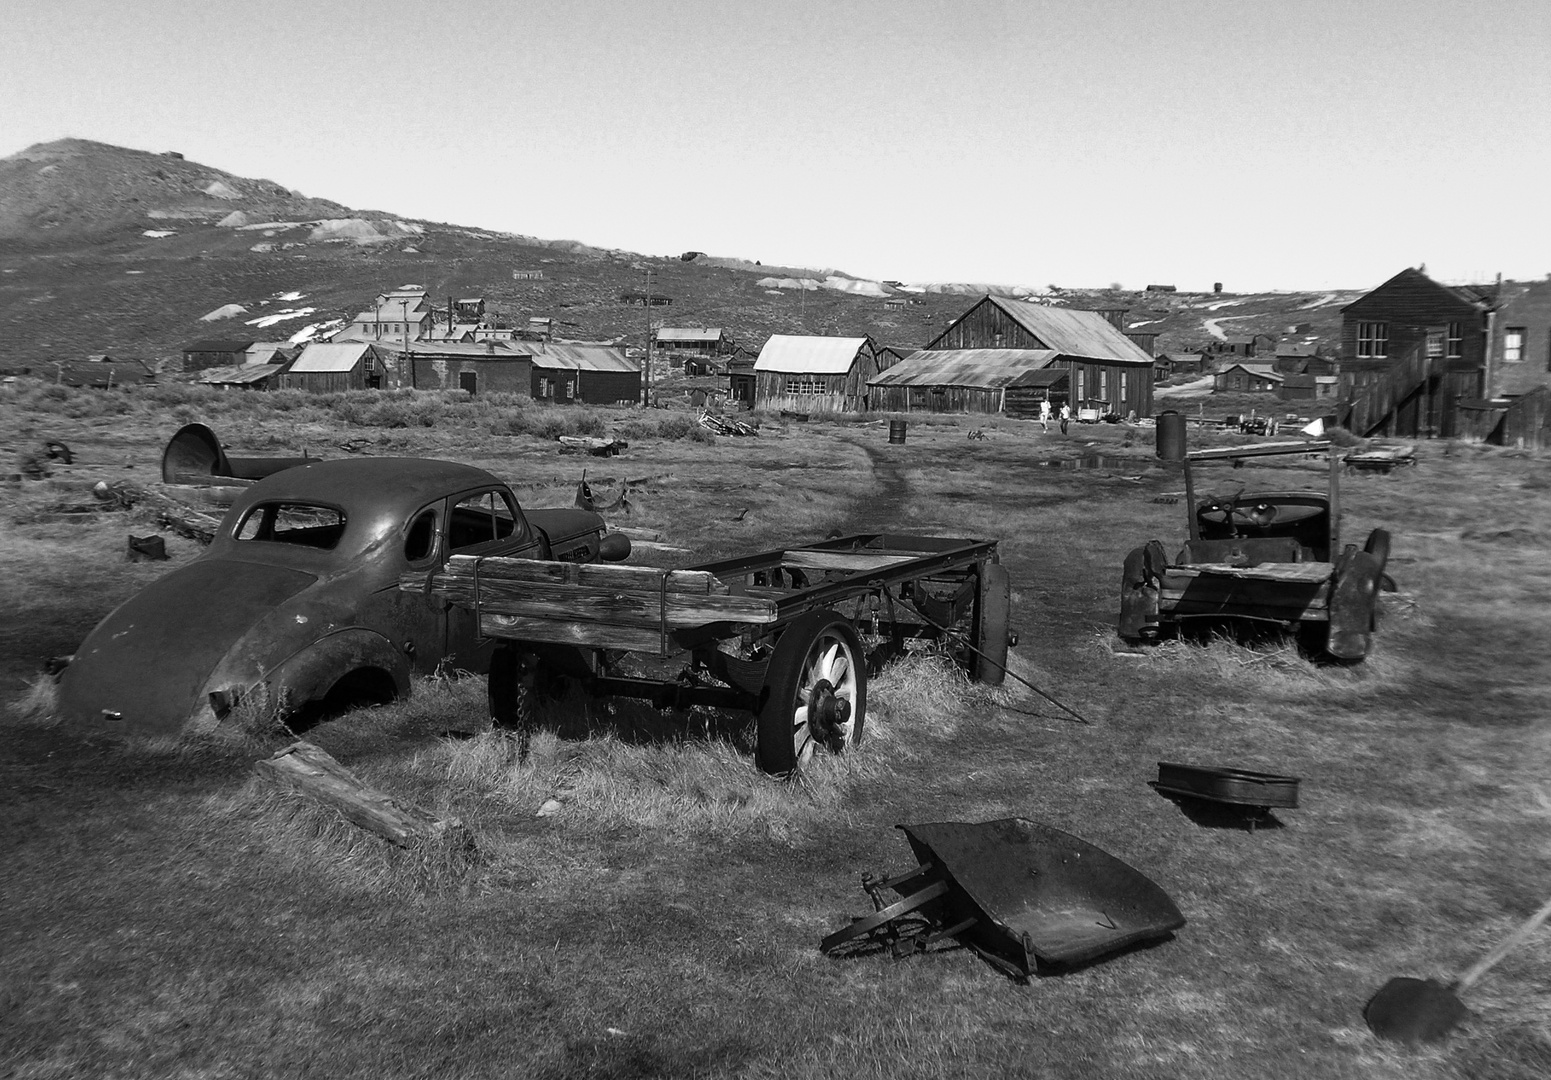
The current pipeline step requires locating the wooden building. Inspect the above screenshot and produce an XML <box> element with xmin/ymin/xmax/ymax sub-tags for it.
<box><xmin>925</xmin><ymin>295</ymin><xmax>1155</xmax><ymax>417</ymax></box>
<box><xmin>346</xmin><ymin>287</ymin><xmax>433</xmax><ymax>342</ymax></box>
<box><xmin>1214</xmin><ymin>363</ymin><xmax>1283</xmax><ymax>393</ymax></box>
<box><xmin>867</xmin><ymin>349</ymin><xmax>1061</xmax><ymax>415</ymax></box>
<box><xmin>281</xmin><ymin>342</ymin><xmax>388</xmax><ymax>393</ymax></box>
<box><xmin>392</xmin><ymin>340</ymin><xmax>533</xmax><ymax>395</ymax></box>
<box><xmin>653</xmin><ymin>327</ymin><xmax>735</xmax><ymax>360</ymax></box>
<box><xmin>1278</xmin><ymin>373</ymin><xmax>1338</xmax><ymax>401</ymax></box>
<box><xmin>1340</xmin><ymin>266</ymin><xmax>1498</xmax><ymax>436</ymax></box>
<box><xmin>1489</xmin><ymin>277</ymin><xmax>1551</xmax><ymax>398</ymax></box>
<box><xmin>753</xmin><ymin>335</ymin><xmax>878</xmax><ymax>413</ymax></box>
<box><xmin>196</xmin><ymin>364</ymin><xmax>286</xmax><ymax>391</ymax></box>
<box><xmin>530</xmin><ymin>345</ymin><xmax>640</xmax><ymax>405</ymax></box>
<box><xmin>727</xmin><ymin>357</ymin><xmax>756</xmax><ymax>407</ymax></box>
<box><xmin>182</xmin><ymin>339</ymin><xmax>255</xmax><ymax>370</ymax></box>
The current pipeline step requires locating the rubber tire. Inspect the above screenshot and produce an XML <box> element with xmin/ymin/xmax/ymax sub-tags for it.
<box><xmin>756</xmin><ymin>610</ymin><xmax>866</xmax><ymax>776</ymax></box>
<box><xmin>974</xmin><ymin>563</ymin><xmax>1011</xmax><ymax>686</ymax></box>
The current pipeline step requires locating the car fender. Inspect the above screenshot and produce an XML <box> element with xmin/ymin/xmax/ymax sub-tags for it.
<box><xmin>190</xmin><ymin>627</ymin><xmax>411</xmax><ymax>734</ymax></box>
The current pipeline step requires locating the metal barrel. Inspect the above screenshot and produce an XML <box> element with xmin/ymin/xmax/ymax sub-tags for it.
<box><xmin>1155</xmin><ymin>410</ymin><xmax>1186</xmax><ymax>460</ymax></box>
<box><xmin>888</xmin><ymin>419</ymin><xmax>908</xmax><ymax>445</ymax></box>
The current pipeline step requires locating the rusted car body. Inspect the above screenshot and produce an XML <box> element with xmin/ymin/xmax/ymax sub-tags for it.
<box><xmin>1119</xmin><ymin>442</ymin><xmax>1390</xmax><ymax>660</ymax></box>
<box><xmin>57</xmin><ymin>458</ymin><xmax>626</xmax><ymax>737</ymax></box>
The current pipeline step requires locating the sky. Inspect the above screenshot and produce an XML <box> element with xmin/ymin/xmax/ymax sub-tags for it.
<box><xmin>3</xmin><ymin>0</ymin><xmax>1549</xmax><ymax>292</ymax></box>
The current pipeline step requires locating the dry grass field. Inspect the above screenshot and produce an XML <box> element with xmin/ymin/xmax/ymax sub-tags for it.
<box><xmin>3</xmin><ymin>383</ymin><xmax>1551</xmax><ymax>1079</ymax></box>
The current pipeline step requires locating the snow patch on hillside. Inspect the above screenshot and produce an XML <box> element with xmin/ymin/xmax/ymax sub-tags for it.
<box><xmin>287</xmin><ymin>318</ymin><xmax>343</xmax><ymax>344</ymax></box>
<box><xmin>246</xmin><ymin>307</ymin><xmax>316</xmax><ymax>328</ymax></box>
<box><xmin>201</xmin><ymin>303</ymin><xmax>247</xmax><ymax>321</ymax></box>
<box><xmin>142</xmin><ymin>230</ymin><xmax>175</xmax><ymax>238</ymax></box>
<box><xmin>203</xmin><ymin>180</ymin><xmax>241</xmax><ymax>200</ymax></box>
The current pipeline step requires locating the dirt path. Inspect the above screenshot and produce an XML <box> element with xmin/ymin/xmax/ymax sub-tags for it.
<box><xmin>1201</xmin><ymin>313</ymin><xmax>1256</xmax><ymax>340</ymax></box>
<box><xmin>838</xmin><ymin>434</ymin><xmax>910</xmax><ymax>529</ymax></box>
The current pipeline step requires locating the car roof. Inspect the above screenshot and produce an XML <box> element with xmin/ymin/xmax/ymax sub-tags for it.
<box><xmin>245</xmin><ymin>457</ymin><xmax>503</xmax><ymax>510</ymax></box>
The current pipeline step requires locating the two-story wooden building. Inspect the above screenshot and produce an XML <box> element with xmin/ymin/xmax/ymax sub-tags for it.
<box><xmin>1339</xmin><ymin>267</ymin><xmax>1498</xmax><ymax>437</ymax></box>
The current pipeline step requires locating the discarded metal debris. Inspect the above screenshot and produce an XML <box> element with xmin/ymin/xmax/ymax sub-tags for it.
<box><xmin>162</xmin><ymin>422</ymin><xmax>314</xmax><ymax>485</ymax></box>
<box><xmin>1344</xmin><ymin>445</ymin><xmax>1416</xmax><ymax>474</ymax></box>
<box><xmin>1151</xmin><ymin>762</ymin><xmax>1299</xmax><ymax>827</ymax></box>
<box><xmin>820</xmin><ymin>819</ymin><xmax>1185</xmax><ymax>977</ymax></box>
<box><xmin>126</xmin><ymin>534</ymin><xmax>169</xmax><ymax>562</ymax></box>
<box><xmin>1366</xmin><ymin>894</ymin><xmax>1551</xmax><ymax>1045</ymax></box>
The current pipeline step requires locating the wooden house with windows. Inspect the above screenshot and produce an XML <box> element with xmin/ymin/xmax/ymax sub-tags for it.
<box><xmin>1489</xmin><ymin>277</ymin><xmax>1551</xmax><ymax>398</ymax></box>
<box><xmin>346</xmin><ymin>287</ymin><xmax>433</xmax><ymax>342</ymax></box>
<box><xmin>281</xmin><ymin>342</ymin><xmax>390</xmax><ymax>393</ymax></box>
<box><xmin>1339</xmin><ymin>267</ymin><xmax>1498</xmax><ymax>436</ymax></box>
<box><xmin>752</xmin><ymin>335</ymin><xmax>878</xmax><ymax>412</ymax></box>
<box><xmin>867</xmin><ymin>350</ymin><xmax>1063</xmax><ymax>415</ymax></box>
<box><xmin>530</xmin><ymin>344</ymin><xmax>639</xmax><ymax>405</ymax></box>
<box><xmin>1215</xmin><ymin>363</ymin><xmax>1283</xmax><ymax>393</ymax></box>
<box><xmin>925</xmin><ymin>295</ymin><xmax>1155</xmax><ymax>417</ymax></box>
<box><xmin>653</xmin><ymin>327</ymin><xmax>735</xmax><ymax>360</ymax></box>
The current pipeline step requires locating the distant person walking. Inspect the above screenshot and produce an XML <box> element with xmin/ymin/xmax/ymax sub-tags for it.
<box><xmin>1039</xmin><ymin>397</ymin><xmax>1051</xmax><ymax>432</ymax></box>
<box><xmin>1059</xmin><ymin>402</ymin><xmax>1071</xmax><ymax>434</ymax></box>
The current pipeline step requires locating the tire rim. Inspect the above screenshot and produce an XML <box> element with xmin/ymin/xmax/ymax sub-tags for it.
<box><xmin>791</xmin><ymin>632</ymin><xmax>859</xmax><ymax>765</ymax></box>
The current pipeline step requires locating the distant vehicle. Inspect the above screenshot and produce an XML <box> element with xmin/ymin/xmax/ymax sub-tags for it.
<box><xmin>1076</xmin><ymin>398</ymin><xmax>1113</xmax><ymax>424</ymax></box>
<box><xmin>57</xmin><ymin>458</ymin><xmax>629</xmax><ymax>738</ymax></box>
<box><xmin>1118</xmin><ymin>442</ymin><xmax>1391</xmax><ymax>660</ymax></box>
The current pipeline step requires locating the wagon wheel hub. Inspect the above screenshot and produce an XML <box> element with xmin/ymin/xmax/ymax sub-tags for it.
<box><xmin>807</xmin><ymin>678</ymin><xmax>851</xmax><ymax>748</ymax></box>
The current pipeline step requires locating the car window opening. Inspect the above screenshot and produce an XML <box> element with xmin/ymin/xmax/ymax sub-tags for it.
<box><xmin>404</xmin><ymin>508</ymin><xmax>437</xmax><ymax>562</ymax></box>
<box><xmin>235</xmin><ymin>503</ymin><xmax>346</xmax><ymax>549</ymax></box>
<box><xmin>448</xmin><ymin>491</ymin><xmax>518</xmax><ymax>551</ymax></box>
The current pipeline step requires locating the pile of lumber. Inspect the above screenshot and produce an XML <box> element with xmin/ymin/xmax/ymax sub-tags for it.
<box><xmin>698</xmin><ymin>411</ymin><xmax>757</xmax><ymax>436</ymax></box>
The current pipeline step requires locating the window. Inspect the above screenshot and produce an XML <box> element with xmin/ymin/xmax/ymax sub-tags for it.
<box><xmin>1426</xmin><ymin>331</ymin><xmax>1444</xmax><ymax>359</ymax></box>
<box><xmin>1075</xmin><ymin>368</ymin><xmax>1086</xmax><ymax>401</ymax></box>
<box><xmin>784</xmin><ymin>377</ymin><xmax>824</xmax><ymax>395</ymax></box>
<box><xmin>909</xmin><ymin>387</ymin><xmax>928</xmax><ymax>408</ymax></box>
<box><xmin>404</xmin><ymin>508</ymin><xmax>437</xmax><ymax>563</ymax></box>
<box><xmin>447</xmin><ymin>491</ymin><xmax>520</xmax><ymax>552</ymax></box>
<box><xmin>1357</xmin><ymin>322</ymin><xmax>1389</xmax><ymax>358</ymax></box>
<box><xmin>235</xmin><ymin>503</ymin><xmax>346</xmax><ymax>549</ymax></box>
<box><xmin>1504</xmin><ymin>328</ymin><xmax>1526</xmax><ymax>363</ymax></box>
<box><xmin>1447</xmin><ymin>322</ymin><xmax>1463</xmax><ymax>358</ymax></box>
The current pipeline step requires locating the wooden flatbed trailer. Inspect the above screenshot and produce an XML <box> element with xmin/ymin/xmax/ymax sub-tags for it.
<box><xmin>403</xmin><ymin>533</ymin><xmax>1012</xmax><ymax>774</ymax></box>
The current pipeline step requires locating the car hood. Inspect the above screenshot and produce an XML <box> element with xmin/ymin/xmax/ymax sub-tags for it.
<box><xmin>57</xmin><ymin>559</ymin><xmax>317</xmax><ymax>735</ymax></box>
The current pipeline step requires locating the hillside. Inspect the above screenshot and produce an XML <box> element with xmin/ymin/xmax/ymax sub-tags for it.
<box><xmin>0</xmin><ymin>139</ymin><xmax>1357</xmax><ymax>366</ymax></box>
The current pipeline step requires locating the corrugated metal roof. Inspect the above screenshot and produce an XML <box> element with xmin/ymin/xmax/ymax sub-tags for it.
<box><xmin>184</xmin><ymin>339</ymin><xmax>256</xmax><ymax>353</ymax></box>
<box><xmin>656</xmin><ymin>327</ymin><xmax>724</xmax><ymax>342</ymax></box>
<box><xmin>755</xmin><ymin>335</ymin><xmax>871</xmax><ymax>375</ymax></box>
<box><xmin>869</xmin><ymin>349</ymin><xmax>1060</xmax><ymax>389</ymax></box>
<box><xmin>1007</xmin><ymin>367</ymin><xmax>1071</xmax><ymax>388</ymax></box>
<box><xmin>402</xmin><ymin>341</ymin><xmax>532</xmax><ymax>359</ymax></box>
<box><xmin>197</xmin><ymin>363</ymin><xmax>284</xmax><ymax>385</ymax></box>
<box><xmin>530</xmin><ymin>344</ymin><xmax>638</xmax><ymax>372</ymax></box>
<box><xmin>984</xmin><ymin>299</ymin><xmax>1155</xmax><ymax>365</ymax></box>
<box><xmin>290</xmin><ymin>341</ymin><xmax>375</xmax><ymax>373</ymax></box>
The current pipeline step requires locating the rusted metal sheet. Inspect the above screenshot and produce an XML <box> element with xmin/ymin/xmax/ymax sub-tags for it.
<box><xmin>821</xmin><ymin>819</ymin><xmax>1185</xmax><ymax>976</ymax></box>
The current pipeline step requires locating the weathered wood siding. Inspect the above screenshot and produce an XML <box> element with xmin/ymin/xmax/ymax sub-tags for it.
<box><xmin>1065</xmin><ymin>360</ymin><xmax>1152</xmax><ymax>417</ymax></box>
<box><xmin>1341</xmin><ymin>269</ymin><xmax>1489</xmax><ymax>371</ymax></box>
<box><xmin>409</xmin><ymin>357</ymin><xmax>532</xmax><ymax>394</ymax></box>
<box><xmin>578</xmin><ymin>369</ymin><xmax>641</xmax><ymax>405</ymax></box>
<box><xmin>868</xmin><ymin>385</ymin><xmax>1004</xmax><ymax>414</ymax></box>
<box><xmin>1501</xmin><ymin>386</ymin><xmax>1551</xmax><ymax>449</ymax></box>
<box><xmin>927</xmin><ymin>297</ymin><xmax>1049</xmax><ymax>350</ymax></box>
<box><xmin>1004</xmin><ymin>385</ymin><xmax>1069</xmax><ymax>418</ymax></box>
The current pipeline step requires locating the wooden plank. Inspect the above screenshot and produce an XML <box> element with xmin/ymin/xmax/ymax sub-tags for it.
<box><xmin>401</xmin><ymin>556</ymin><xmax>727</xmax><ymax>597</ymax></box>
<box><xmin>782</xmin><ymin>550</ymin><xmax>933</xmax><ymax>572</ymax></box>
<box><xmin>1171</xmin><ymin>563</ymin><xmax>1334</xmax><ymax>583</ymax></box>
<box><xmin>254</xmin><ymin>741</ymin><xmax>468</xmax><ymax>847</ymax></box>
<box><xmin>480</xmin><ymin>613</ymin><xmax>675</xmax><ymax>652</ymax></box>
<box><xmin>1187</xmin><ymin>441</ymin><xmax>1330</xmax><ymax>462</ymax></box>
<box><xmin>429</xmin><ymin>579</ymin><xmax>778</xmax><ymax>627</ymax></box>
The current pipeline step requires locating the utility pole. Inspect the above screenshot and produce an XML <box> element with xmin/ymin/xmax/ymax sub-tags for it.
<box><xmin>642</xmin><ymin>267</ymin><xmax>655</xmax><ymax>406</ymax></box>
<box><xmin>402</xmin><ymin>297</ymin><xmax>414</xmax><ymax>389</ymax></box>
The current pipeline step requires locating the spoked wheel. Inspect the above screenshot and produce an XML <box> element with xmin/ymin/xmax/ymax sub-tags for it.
<box><xmin>756</xmin><ymin>610</ymin><xmax>867</xmax><ymax>776</ymax></box>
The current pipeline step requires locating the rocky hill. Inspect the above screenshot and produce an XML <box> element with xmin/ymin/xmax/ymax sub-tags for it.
<box><xmin>0</xmin><ymin>139</ymin><xmax>1360</xmax><ymax>367</ymax></box>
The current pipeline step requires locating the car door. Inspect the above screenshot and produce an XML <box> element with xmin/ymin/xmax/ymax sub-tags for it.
<box><xmin>357</xmin><ymin>501</ymin><xmax>450</xmax><ymax>677</ymax></box>
<box><xmin>442</xmin><ymin>487</ymin><xmax>542</xmax><ymax>671</ymax></box>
